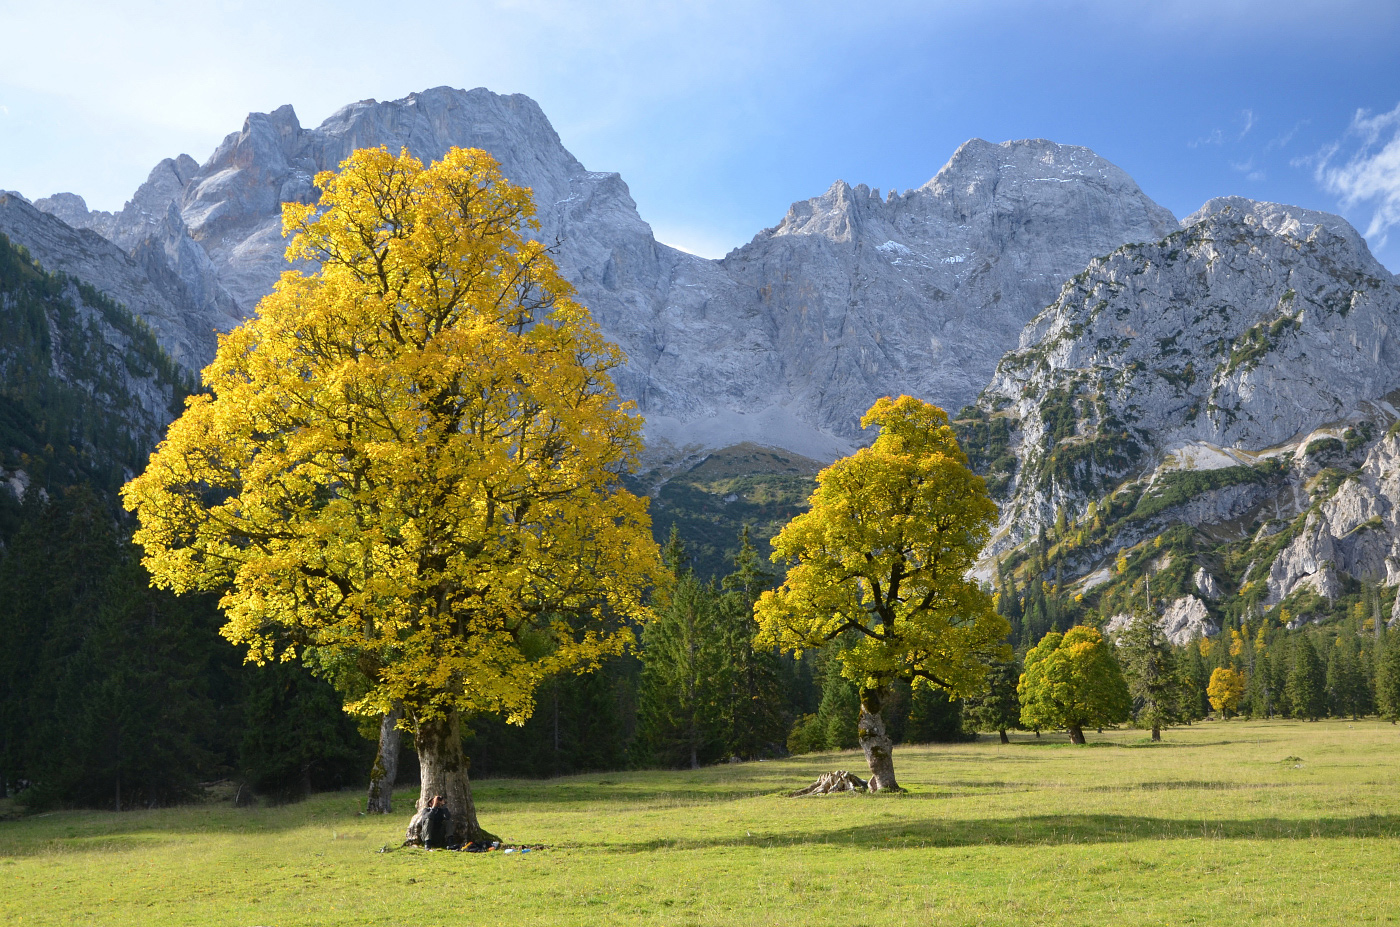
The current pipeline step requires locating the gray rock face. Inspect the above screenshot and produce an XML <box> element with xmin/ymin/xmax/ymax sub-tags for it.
<box><xmin>1266</xmin><ymin>432</ymin><xmax>1400</xmax><ymax>603</ymax></box>
<box><xmin>1104</xmin><ymin>600</ymin><xmax>1216</xmax><ymax>647</ymax></box>
<box><xmin>28</xmin><ymin>89</ymin><xmax>1177</xmax><ymax>461</ymax></box>
<box><xmin>969</xmin><ymin>199</ymin><xmax>1400</xmax><ymax>550</ymax></box>
<box><xmin>1193</xmin><ymin>567</ymin><xmax>1222</xmax><ymax>600</ymax></box>
<box><xmin>0</xmin><ymin>191</ymin><xmax>224</xmax><ymax>368</ymax></box>
<box><xmin>717</xmin><ymin>140</ymin><xmax>1178</xmax><ymax>440</ymax></box>
<box><xmin>1160</xmin><ymin>595</ymin><xmax>1218</xmax><ymax>646</ymax></box>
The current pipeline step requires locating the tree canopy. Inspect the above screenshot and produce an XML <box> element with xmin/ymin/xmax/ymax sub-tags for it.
<box><xmin>122</xmin><ymin>146</ymin><xmax>662</xmax><ymax>841</ymax></box>
<box><xmin>754</xmin><ymin>395</ymin><xmax>1009</xmax><ymax>789</ymax></box>
<box><xmin>1018</xmin><ymin>625</ymin><xmax>1129</xmax><ymax>744</ymax></box>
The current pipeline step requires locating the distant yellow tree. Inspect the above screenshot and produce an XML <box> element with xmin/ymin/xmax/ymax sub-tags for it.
<box><xmin>1207</xmin><ymin>667</ymin><xmax>1247</xmax><ymax>718</ymax></box>
<box><xmin>122</xmin><ymin>146</ymin><xmax>661</xmax><ymax>844</ymax></box>
<box><xmin>754</xmin><ymin>396</ymin><xmax>1009</xmax><ymax>791</ymax></box>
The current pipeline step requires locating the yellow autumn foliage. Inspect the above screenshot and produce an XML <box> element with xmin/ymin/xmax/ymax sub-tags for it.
<box><xmin>1207</xmin><ymin>667</ymin><xmax>1247</xmax><ymax>716</ymax></box>
<box><xmin>122</xmin><ymin>146</ymin><xmax>661</xmax><ymax>728</ymax></box>
<box><xmin>753</xmin><ymin>396</ymin><xmax>1008</xmax><ymax>695</ymax></box>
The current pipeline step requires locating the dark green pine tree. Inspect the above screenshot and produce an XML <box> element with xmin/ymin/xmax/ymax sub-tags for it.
<box><xmin>714</xmin><ymin>527</ymin><xmax>788</xmax><ymax>759</ymax></box>
<box><xmin>636</xmin><ymin>529</ymin><xmax>724</xmax><ymax>768</ymax></box>
<box><xmin>1287</xmin><ymin>635</ymin><xmax>1327</xmax><ymax>721</ymax></box>
<box><xmin>905</xmin><ymin>683</ymin><xmax>972</xmax><ymax>743</ymax></box>
<box><xmin>787</xmin><ymin>650</ymin><xmax>861</xmax><ymax>754</ymax></box>
<box><xmin>1247</xmin><ymin>647</ymin><xmax>1275</xmax><ymax>719</ymax></box>
<box><xmin>1325</xmin><ymin>639</ymin><xmax>1366</xmax><ymax>720</ymax></box>
<box><xmin>1119</xmin><ymin>614</ymin><xmax>1186</xmax><ymax>741</ymax></box>
<box><xmin>0</xmin><ymin>487</ymin><xmax>226</xmax><ymax>809</ymax></box>
<box><xmin>1178</xmin><ymin>639</ymin><xmax>1210</xmax><ymax>721</ymax></box>
<box><xmin>238</xmin><ymin>659</ymin><xmax>375</xmax><ymax>800</ymax></box>
<box><xmin>964</xmin><ymin>657</ymin><xmax>1022</xmax><ymax>743</ymax></box>
<box><xmin>1268</xmin><ymin>636</ymin><xmax>1292</xmax><ymax>718</ymax></box>
<box><xmin>1376</xmin><ymin>633</ymin><xmax>1400</xmax><ymax>723</ymax></box>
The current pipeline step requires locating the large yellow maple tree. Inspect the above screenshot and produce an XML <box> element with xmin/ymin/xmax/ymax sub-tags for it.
<box><xmin>122</xmin><ymin>146</ymin><xmax>661</xmax><ymax>843</ymax></box>
<box><xmin>754</xmin><ymin>396</ymin><xmax>1009</xmax><ymax>791</ymax></box>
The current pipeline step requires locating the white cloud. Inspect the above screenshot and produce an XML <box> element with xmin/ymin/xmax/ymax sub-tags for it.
<box><xmin>1316</xmin><ymin>103</ymin><xmax>1400</xmax><ymax>245</ymax></box>
<box><xmin>1238</xmin><ymin>108</ymin><xmax>1256</xmax><ymax>140</ymax></box>
<box><xmin>1189</xmin><ymin>128</ymin><xmax>1224</xmax><ymax>148</ymax></box>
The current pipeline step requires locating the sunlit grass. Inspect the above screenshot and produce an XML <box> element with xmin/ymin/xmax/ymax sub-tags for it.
<box><xmin>3</xmin><ymin>719</ymin><xmax>1399</xmax><ymax>925</ymax></box>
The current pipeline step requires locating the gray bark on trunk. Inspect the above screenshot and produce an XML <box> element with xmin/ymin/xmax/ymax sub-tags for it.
<box><xmin>857</xmin><ymin>687</ymin><xmax>903</xmax><ymax>792</ymax></box>
<box><xmin>366</xmin><ymin>705</ymin><xmax>403</xmax><ymax>814</ymax></box>
<box><xmin>1068</xmin><ymin>725</ymin><xmax>1086</xmax><ymax>745</ymax></box>
<box><xmin>403</xmin><ymin>710</ymin><xmax>497</xmax><ymax>846</ymax></box>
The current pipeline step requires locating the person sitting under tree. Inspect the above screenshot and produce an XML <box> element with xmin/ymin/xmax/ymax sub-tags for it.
<box><xmin>423</xmin><ymin>795</ymin><xmax>453</xmax><ymax>851</ymax></box>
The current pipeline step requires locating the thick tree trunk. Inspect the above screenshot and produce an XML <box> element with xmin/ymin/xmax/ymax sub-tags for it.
<box><xmin>404</xmin><ymin>710</ymin><xmax>496</xmax><ymax>846</ymax></box>
<box><xmin>366</xmin><ymin>705</ymin><xmax>403</xmax><ymax>814</ymax></box>
<box><xmin>858</xmin><ymin>687</ymin><xmax>902</xmax><ymax>792</ymax></box>
<box><xmin>1151</xmin><ymin>725</ymin><xmax>1161</xmax><ymax>742</ymax></box>
<box><xmin>1068</xmin><ymin>725</ymin><xmax>1086</xmax><ymax>745</ymax></box>
<box><xmin>999</xmin><ymin>729</ymin><xmax>1010</xmax><ymax>745</ymax></box>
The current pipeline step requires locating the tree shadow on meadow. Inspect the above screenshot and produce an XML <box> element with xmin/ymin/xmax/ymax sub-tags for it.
<box><xmin>606</xmin><ymin>812</ymin><xmax>1400</xmax><ymax>853</ymax></box>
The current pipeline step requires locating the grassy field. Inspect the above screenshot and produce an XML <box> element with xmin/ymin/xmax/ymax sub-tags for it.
<box><xmin>3</xmin><ymin>719</ymin><xmax>1399</xmax><ymax>926</ymax></box>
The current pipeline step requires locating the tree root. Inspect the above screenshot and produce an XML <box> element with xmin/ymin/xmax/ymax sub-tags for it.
<box><xmin>789</xmin><ymin>770</ymin><xmax>869</xmax><ymax>795</ymax></box>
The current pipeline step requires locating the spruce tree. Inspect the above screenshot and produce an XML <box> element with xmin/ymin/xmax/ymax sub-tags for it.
<box><xmin>1178</xmin><ymin>641</ymin><xmax>1210</xmax><ymax>721</ymax></box>
<box><xmin>715</xmin><ymin>527</ymin><xmax>787</xmax><ymax>759</ymax></box>
<box><xmin>1376</xmin><ymin>634</ymin><xmax>1400</xmax><ymax>723</ymax></box>
<box><xmin>1287</xmin><ymin>635</ymin><xmax>1327</xmax><ymax>721</ymax></box>
<box><xmin>964</xmin><ymin>657</ymin><xmax>1021</xmax><ymax>743</ymax></box>
<box><xmin>637</xmin><ymin>530</ymin><xmax>724</xmax><ymax>768</ymax></box>
<box><xmin>1119</xmin><ymin>614</ymin><xmax>1186</xmax><ymax>740</ymax></box>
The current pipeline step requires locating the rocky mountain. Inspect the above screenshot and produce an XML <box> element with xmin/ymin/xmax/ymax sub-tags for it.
<box><xmin>0</xmin><ymin>227</ymin><xmax>189</xmax><ymax>537</ymax></box>
<box><xmin>25</xmin><ymin>87</ymin><xmax>1177</xmax><ymax>461</ymax></box>
<box><xmin>0</xmin><ymin>191</ymin><xmax>228</xmax><ymax>369</ymax></box>
<box><xmin>959</xmin><ymin>197</ymin><xmax>1400</xmax><ymax>643</ymax></box>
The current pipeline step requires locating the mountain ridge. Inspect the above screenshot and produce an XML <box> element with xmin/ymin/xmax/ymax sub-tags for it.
<box><xmin>24</xmin><ymin>86</ymin><xmax>1180</xmax><ymax>462</ymax></box>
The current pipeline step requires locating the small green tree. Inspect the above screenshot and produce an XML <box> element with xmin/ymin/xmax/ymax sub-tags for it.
<box><xmin>637</xmin><ymin>531</ymin><xmax>724</xmax><ymax>768</ymax></box>
<box><xmin>1287</xmin><ymin>635</ymin><xmax>1327</xmax><ymax>721</ymax></box>
<box><xmin>1376</xmin><ymin>634</ymin><xmax>1400</xmax><ymax>723</ymax></box>
<box><xmin>1018</xmin><ymin>626</ymin><xmax>1130</xmax><ymax>744</ymax></box>
<box><xmin>715</xmin><ymin>528</ymin><xmax>787</xmax><ymax>759</ymax></box>
<box><xmin>965</xmin><ymin>656</ymin><xmax>1022</xmax><ymax>743</ymax></box>
<box><xmin>786</xmin><ymin>650</ymin><xmax>860</xmax><ymax>754</ymax></box>
<box><xmin>1325</xmin><ymin>640</ymin><xmax>1366</xmax><ymax>719</ymax></box>
<box><xmin>1118</xmin><ymin>615</ymin><xmax>1186</xmax><ymax>740</ymax></box>
<box><xmin>1178</xmin><ymin>639</ymin><xmax>1211</xmax><ymax>720</ymax></box>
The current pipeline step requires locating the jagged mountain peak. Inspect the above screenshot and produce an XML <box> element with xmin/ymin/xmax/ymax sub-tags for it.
<box><xmin>963</xmin><ymin>195</ymin><xmax>1400</xmax><ymax>560</ymax></box>
<box><xmin>1185</xmin><ymin>196</ymin><xmax>1393</xmax><ymax>280</ymax></box>
<box><xmin>13</xmin><ymin>89</ymin><xmax>1297</xmax><ymax>468</ymax></box>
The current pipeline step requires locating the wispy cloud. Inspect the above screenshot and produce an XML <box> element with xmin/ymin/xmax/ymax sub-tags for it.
<box><xmin>1238</xmin><ymin>108</ymin><xmax>1256</xmax><ymax>140</ymax></box>
<box><xmin>1315</xmin><ymin>103</ymin><xmax>1400</xmax><ymax>245</ymax></box>
<box><xmin>1229</xmin><ymin>157</ymin><xmax>1265</xmax><ymax>182</ymax></box>
<box><xmin>1266</xmin><ymin>119</ymin><xmax>1307</xmax><ymax>151</ymax></box>
<box><xmin>1189</xmin><ymin>128</ymin><xmax>1224</xmax><ymax>148</ymax></box>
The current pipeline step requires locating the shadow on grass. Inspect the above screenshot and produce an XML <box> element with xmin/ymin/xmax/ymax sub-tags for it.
<box><xmin>605</xmin><ymin>812</ymin><xmax>1400</xmax><ymax>853</ymax></box>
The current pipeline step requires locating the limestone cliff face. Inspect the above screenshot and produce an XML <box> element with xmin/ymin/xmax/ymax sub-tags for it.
<box><xmin>0</xmin><ymin>191</ymin><xmax>224</xmax><ymax>369</ymax></box>
<box><xmin>966</xmin><ymin>198</ymin><xmax>1400</xmax><ymax>553</ymax></box>
<box><xmin>718</xmin><ymin>139</ymin><xmax>1178</xmax><ymax>444</ymax></box>
<box><xmin>1265</xmin><ymin>432</ymin><xmax>1400</xmax><ymax>604</ymax></box>
<box><xmin>27</xmin><ymin>89</ymin><xmax>1177</xmax><ymax>460</ymax></box>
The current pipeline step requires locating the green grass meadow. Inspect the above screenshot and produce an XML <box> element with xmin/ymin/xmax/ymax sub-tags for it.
<box><xmin>3</xmin><ymin>719</ymin><xmax>1399</xmax><ymax>926</ymax></box>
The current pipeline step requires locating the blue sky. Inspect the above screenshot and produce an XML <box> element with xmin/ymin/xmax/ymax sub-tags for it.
<box><xmin>2</xmin><ymin>0</ymin><xmax>1398</xmax><ymax>270</ymax></box>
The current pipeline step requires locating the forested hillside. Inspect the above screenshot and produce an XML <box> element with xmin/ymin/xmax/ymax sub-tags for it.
<box><xmin>0</xmin><ymin>239</ymin><xmax>372</xmax><ymax>808</ymax></box>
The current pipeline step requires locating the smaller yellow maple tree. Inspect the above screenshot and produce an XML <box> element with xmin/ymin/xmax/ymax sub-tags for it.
<box><xmin>754</xmin><ymin>395</ymin><xmax>1009</xmax><ymax>790</ymax></box>
<box><xmin>1207</xmin><ymin>666</ymin><xmax>1247</xmax><ymax>718</ymax></box>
